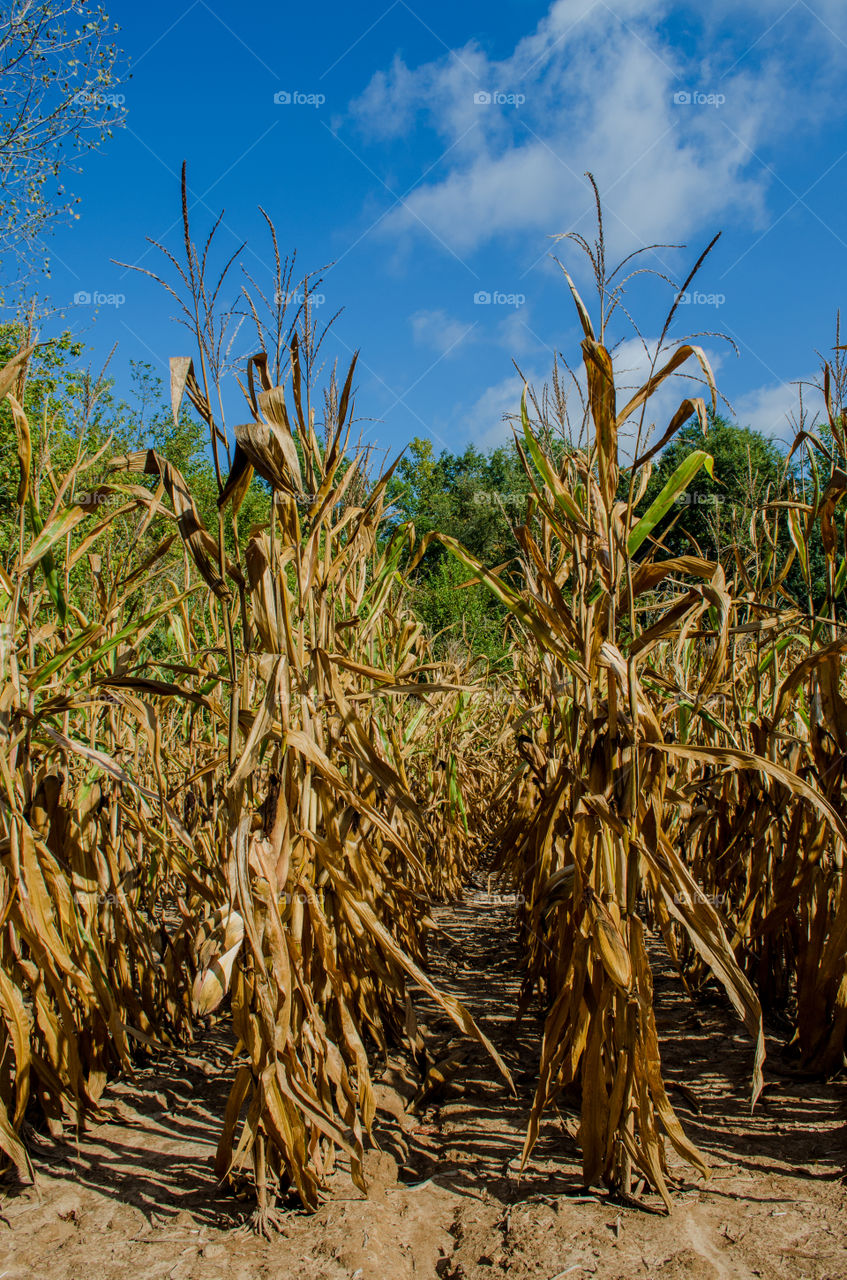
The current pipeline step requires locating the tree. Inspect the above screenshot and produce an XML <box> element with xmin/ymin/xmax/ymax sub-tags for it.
<box><xmin>390</xmin><ymin>436</ymin><xmax>533</xmax><ymax>567</ymax></box>
<box><xmin>0</xmin><ymin>2</ymin><xmax>125</xmax><ymax>279</ymax></box>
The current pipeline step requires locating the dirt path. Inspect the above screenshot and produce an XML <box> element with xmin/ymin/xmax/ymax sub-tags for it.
<box><xmin>2</xmin><ymin>868</ymin><xmax>845</xmax><ymax>1279</ymax></box>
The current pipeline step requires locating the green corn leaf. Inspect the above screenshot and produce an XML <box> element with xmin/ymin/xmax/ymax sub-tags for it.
<box><xmin>26</xmin><ymin>497</ymin><xmax>67</xmax><ymax>625</ymax></box>
<box><xmin>19</xmin><ymin>504</ymin><xmax>90</xmax><ymax>574</ymax></box>
<box><xmin>60</xmin><ymin>590</ymin><xmax>199</xmax><ymax>687</ymax></box>
<box><xmin>30</xmin><ymin>624</ymin><xmax>104</xmax><ymax>689</ymax></box>
<box><xmin>627</xmin><ymin>450</ymin><xmax>714</xmax><ymax>556</ymax></box>
<box><xmin>786</xmin><ymin>506</ymin><xmax>810</xmax><ymax>584</ymax></box>
<box><xmin>757</xmin><ymin>633</ymin><xmax>796</xmax><ymax>675</ymax></box>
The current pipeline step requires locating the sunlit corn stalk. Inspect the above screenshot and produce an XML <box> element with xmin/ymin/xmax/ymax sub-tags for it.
<box><xmin>664</xmin><ymin>345</ymin><xmax>847</xmax><ymax>1071</ymax></box>
<box><xmin>439</xmin><ymin>194</ymin><xmax>778</xmax><ymax>1206</ymax></box>
<box><xmin>0</xmin><ymin>340</ymin><xmax>213</xmax><ymax>1180</ymax></box>
<box><xmin>108</xmin><ymin>175</ymin><xmax>513</xmax><ymax>1227</ymax></box>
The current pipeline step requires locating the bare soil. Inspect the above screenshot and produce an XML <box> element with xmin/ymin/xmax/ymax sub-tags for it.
<box><xmin>2</xmin><ymin>871</ymin><xmax>845</xmax><ymax>1280</ymax></box>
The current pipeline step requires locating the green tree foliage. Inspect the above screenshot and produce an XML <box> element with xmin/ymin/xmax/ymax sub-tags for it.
<box><xmin>0</xmin><ymin>321</ymin><xmax>136</xmax><ymax>557</ymax></box>
<box><xmin>127</xmin><ymin>357</ymin><xmax>273</xmax><ymax>554</ymax></box>
<box><xmin>390</xmin><ymin>436</ymin><xmax>530</xmax><ymax>566</ymax></box>
<box><xmin>0</xmin><ymin>2</ymin><xmax>125</xmax><ymax>278</ymax></box>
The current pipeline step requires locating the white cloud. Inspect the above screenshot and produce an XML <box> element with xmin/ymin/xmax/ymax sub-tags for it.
<box><xmin>345</xmin><ymin>0</ymin><xmax>841</xmax><ymax>262</ymax></box>
<box><xmin>410</xmin><ymin>308</ymin><xmax>476</xmax><ymax>356</ymax></box>
<box><xmin>464</xmin><ymin>369</ymin><xmax>536</xmax><ymax>449</ymax></box>
<box><xmin>495</xmin><ymin>307</ymin><xmax>547</xmax><ymax>358</ymax></box>
<box><xmin>348</xmin><ymin>48</ymin><xmax>492</xmax><ymax>149</ymax></box>
<box><xmin>711</xmin><ymin>0</ymin><xmax>846</xmax><ymax>26</ymax></box>
<box><xmin>731</xmin><ymin>374</ymin><xmax>822</xmax><ymax>441</ymax></box>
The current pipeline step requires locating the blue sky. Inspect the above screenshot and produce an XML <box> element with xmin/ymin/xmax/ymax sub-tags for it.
<box><xmin>32</xmin><ymin>0</ymin><xmax>847</xmax><ymax>459</ymax></box>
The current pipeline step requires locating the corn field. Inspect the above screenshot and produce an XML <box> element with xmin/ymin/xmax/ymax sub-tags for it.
<box><xmin>2</xmin><ymin>184</ymin><xmax>847</xmax><ymax>1226</ymax></box>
